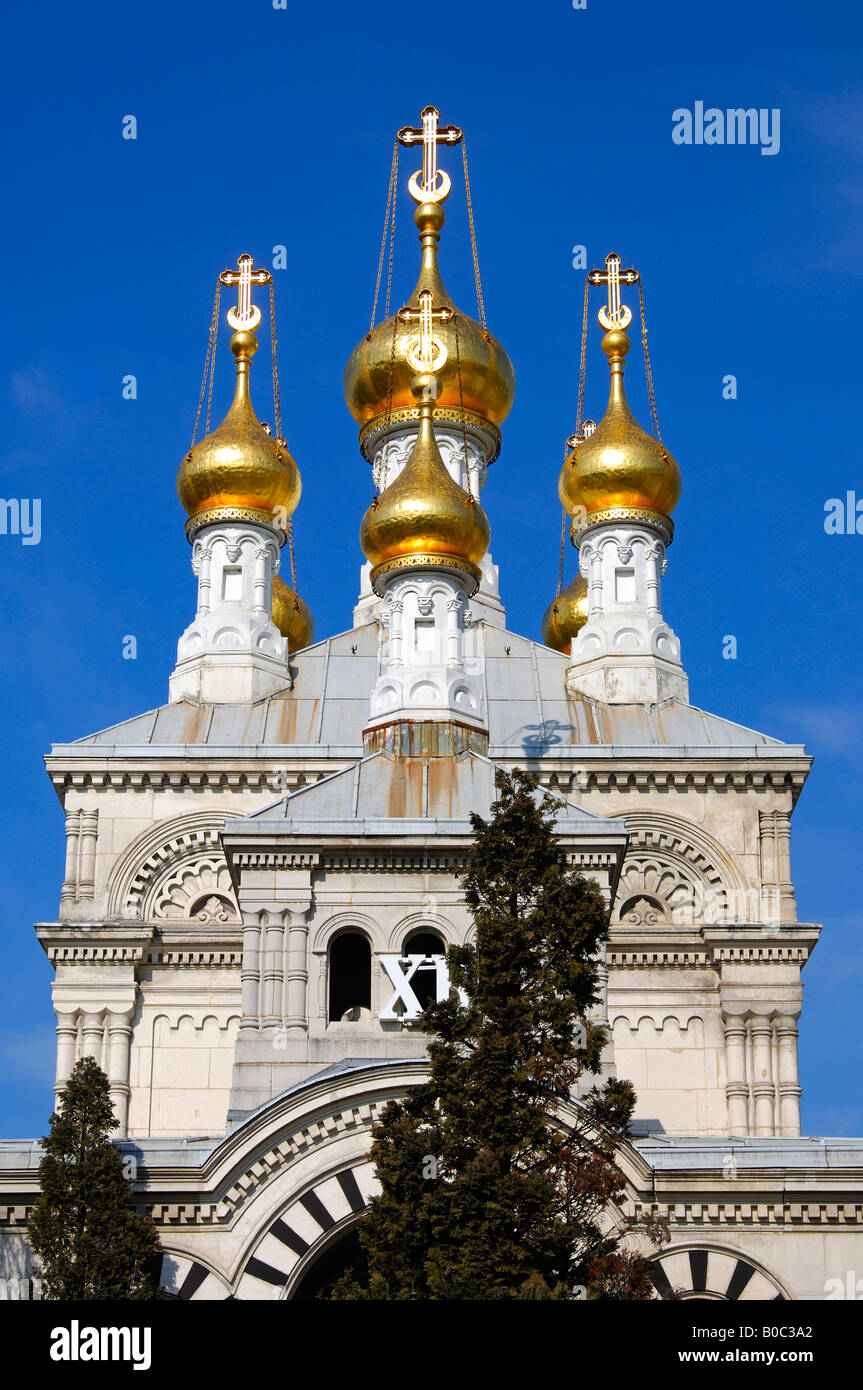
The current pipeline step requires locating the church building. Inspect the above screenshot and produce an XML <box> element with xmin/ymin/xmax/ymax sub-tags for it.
<box><xmin>2</xmin><ymin>107</ymin><xmax>861</xmax><ymax>1302</ymax></box>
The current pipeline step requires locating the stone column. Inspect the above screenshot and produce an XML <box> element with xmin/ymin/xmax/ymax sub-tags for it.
<box><xmin>723</xmin><ymin>1015</ymin><xmax>750</xmax><ymax>1134</ymax></box>
<box><xmin>774</xmin><ymin>814</ymin><xmax>797</xmax><ymax>923</ymax></box>
<box><xmin>240</xmin><ymin>916</ymin><xmax>263</xmax><ymax>1033</ymax></box>
<box><xmin>107</xmin><ymin>1008</ymin><xmax>133</xmax><ymax>1136</ymax></box>
<box><xmin>750</xmin><ymin>1017</ymin><xmax>776</xmax><ymax>1135</ymax></box>
<box><xmin>54</xmin><ymin>1012</ymin><xmax>79</xmax><ymax>1101</ymax></box>
<box><xmin>60</xmin><ymin>810</ymin><xmax>80</xmax><ymax>909</ymax></box>
<box><xmin>759</xmin><ymin>811</ymin><xmax>778</xmax><ymax>924</ymax></box>
<box><xmin>445</xmin><ymin>595</ymin><xmax>463</xmax><ymax>667</ymax></box>
<box><xmin>77</xmin><ymin>810</ymin><xmax>98</xmax><ymax>903</ymax></box>
<box><xmin>285</xmin><ymin>905</ymin><xmax>312</xmax><ymax>1037</ymax></box>
<box><xmin>776</xmin><ymin>1015</ymin><xmax>802</xmax><ymax>1136</ymax></box>
<box><xmin>388</xmin><ymin>597</ymin><xmax>404</xmax><ymax>667</ymax></box>
<box><xmin>81</xmin><ymin>1011</ymin><xmax>105</xmax><ymax>1065</ymax></box>
<box><xmin>261</xmin><ymin>911</ymin><xmax>286</xmax><ymax>1031</ymax></box>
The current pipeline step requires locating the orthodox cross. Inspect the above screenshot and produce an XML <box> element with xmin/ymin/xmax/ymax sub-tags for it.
<box><xmin>588</xmin><ymin>252</ymin><xmax>639</xmax><ymax>331</ymax></box>
<box><xmin>398</xmin><ymin>105</ymin><xmax>462</xmax><ymax>204</ymax></box>
<box><xmin>398</xmin><ymin>288</ymin><xmax>453</xmax><ymax>374</ymax></box>
<box><xmin>566</xmin><ymin>419</ymin><xmax>596</xmax><ymax>452</ymax></box>
<box><xmin>220</xmin><ymin>253</ymin><xmax>272</xmax><ymax>332</ymax></box>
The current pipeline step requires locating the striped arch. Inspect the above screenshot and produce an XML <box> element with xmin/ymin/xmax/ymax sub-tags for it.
<box><xmin>236</xmin><ymin>1160</ymin><xmax>379</xmax><ymax>1300</ymax></box>
<box><xmin>651</xmin><ymin>1245</ymin><xmax>789</xmax><ymax>1301</ymax></box>
<box><xmin>160</xmin><ymin>1252</ymin><xmax>232</xmax><ymax>1301</ymax></box>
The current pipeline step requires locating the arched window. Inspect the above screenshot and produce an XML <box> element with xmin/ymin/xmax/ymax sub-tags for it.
<box><xmin>401</xmin><ymin>929</ymin><xmax>446</xmax><ymax>1013</ymax></box>
<box><xmin>328</xmin><ymin>932</ymin><xmax>372</xmax><ymax>1022</ymax></box>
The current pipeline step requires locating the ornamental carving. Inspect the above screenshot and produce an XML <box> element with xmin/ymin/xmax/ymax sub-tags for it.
<box><xmin>151</xmin><ymin>856</ymin><xmax>240</xmax><ymax>924</ymax></box>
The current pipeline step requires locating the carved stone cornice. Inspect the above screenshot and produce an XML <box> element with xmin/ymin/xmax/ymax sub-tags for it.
<box><xmin>608</xmin><ymin>924</ymin><xmax>820</xmax><ymax>970</ymax></box>
<box><xmin>35</xmin><ymin>923</ymin><xmax>152</xmax><ymax>966</ymax></box>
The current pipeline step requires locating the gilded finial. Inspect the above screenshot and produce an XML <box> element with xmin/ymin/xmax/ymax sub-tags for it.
<box><xmin>219</xmin><ymin>253</ymin><xmax>272</xmax><ymax>334</ymax></box>
<box><xmin>398</xmin><ymin>105</ymin><xmax>462</xmax><ymax>206</ymax></box>
<box><xmin>588</xmin><ymin>252</ymin><xmax>639</xmax><ymax>332</ymax></box>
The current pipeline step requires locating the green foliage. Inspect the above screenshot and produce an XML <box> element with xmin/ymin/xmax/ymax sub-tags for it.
<box><xmin>332</xmin><ymin>769</ymin><xmax>665</xmax><ymax>1300</ymax></box>
<box><xmin>27</xmin><ymin>1058</ymin><xmax>161</xmax><ymax>1300</ymax></box>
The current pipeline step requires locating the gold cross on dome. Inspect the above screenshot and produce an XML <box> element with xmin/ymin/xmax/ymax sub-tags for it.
<box><xmin>566</xmin><ymin>419</ymin><xmax>596</xmax><ymax>452</ymax></box>
<box><xmin>588</xmin><ymin>252</ymin><xmax>639</xmax><ymax>331</ymax></box>
<box><xmin>398</xmin><ymin>105</ymin><xmax>462</xmax><ymax>204</ymax></box>
<box><xmin>398</xmin><ymin>289</ymin><xmax>453</xmax><ymax>374</ymax></box>
<box><xmin>219</xmin><ymin>253</ymin><xmax>273</xmax><ymax>332</ymax></box>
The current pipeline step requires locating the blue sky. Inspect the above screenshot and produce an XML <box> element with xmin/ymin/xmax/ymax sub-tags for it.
<box><xmin>2</xmin><ymin>0</ymin><xmax>861</xmax><ymax>1137</ymax></box>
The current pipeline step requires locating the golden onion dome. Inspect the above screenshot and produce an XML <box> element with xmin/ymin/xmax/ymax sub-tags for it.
<box><xmin>272</xmin><ymin>575</ymin><xmax>314</xmax><ymax>653</ymax></box>
<box><xmin>559</xmin><ymin>328</ymin><xmax>681</xmax><ymax>523</ymax></box>
<box><xmin>360</xmin><ymin>372</ymin><xmax>490</xmax><ymax>584</ymax></box>
<box><xmin>177</xmin><ymin>329</ymin><xmax>301</xmax><ymax>534</ymax></box>
<box><xmin>344</xmin><ymin>201</ymin><xmax>515</xmax><ymax>437</ymax></box>
<box><xmin>541</xmin><ymin>573</ymin><xmax>589</xmax><ymax>653</ymax></box>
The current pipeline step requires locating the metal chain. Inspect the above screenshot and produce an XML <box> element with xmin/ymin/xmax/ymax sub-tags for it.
<box><xmin>369</xmin><ymin>139</ymin><xmax>398</xmax><ymax>334</ymax></box>
<box><xmin>374</xmin><ymin>315</ymin><xmax>398</xmax><ymax>503</ymax></box>
<box><xmin>269</xmin><ymin>281</ymin><xmax>282</xmax><ymax>440</ymax></box>
<box><xmin>384</xmin><ymin>143</ymin><xmax>399</xmax><ymax>322</ymax></box>
<box><xmin>462</xmin><ymin>139</ymin><xmax>488</xmax><ymax>337</ymax></box>
<box><xmin>557</xmin><ymin>275</ymin><xmax>590</xmax><ymax>600</ymax></box>
<box><xmin>287</xmin><ymin>518</ymin><xmax>298</xmax><ymax>600</ymax></box>
<box><xmin>269</xmin><ymin>280</ymin><xmax>298</xmax><ymax>603</ymax></box>
<box><xmin>638</xmin><ymin>279</ymin><xmax>664</xmax><ymax>452</ymax></box>
<box><xmin>555</xmin><ymin>502</ymin><xmax>567</xmax><ymax>603</ymax></box>
<box><xmin>454</xmin><ymin>312</ymin><xmax>473</xmax><ymax>501</ymax></box>
<box><xmin>191</xmin><ymin>282</ymin><xmax>221</xmax><ymax>446</ymax></box>
<box><xmin>575</xmin><ymin>273</ymin><xmax>590</xmax><ymax>436</ymax></box>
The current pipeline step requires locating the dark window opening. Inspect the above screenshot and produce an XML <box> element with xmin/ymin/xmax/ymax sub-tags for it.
<box><xmin>328</xmin><ymin>932</ymin><xmax>372</xmax><ymax>1022</ymax></box>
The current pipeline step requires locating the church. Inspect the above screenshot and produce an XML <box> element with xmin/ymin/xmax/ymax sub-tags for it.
<box><xmin>1</xmin><ymin>106</ymin><xmax>861</xmax><ymax>1302</ymax></box>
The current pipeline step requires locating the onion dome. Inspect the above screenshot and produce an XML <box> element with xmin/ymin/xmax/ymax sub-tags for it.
<box><xmin>559</xmin><ymin>327</ymin><xmax>681</xmax><ymax>529</ymax></box>
<box><xmin>541</xmin><ymin>573</ymin><xmax>588</xmax><ymax>653</ymax></box>
<box><xmin>177</xmin><ymin>329</ymin><xmax>301</xmax><ymax>539</ymax></box>
<box><xmin>344</xmin><ymin>201</ymin><xmax>515</xmax><ymax>450</ymax></box>
<box><xmin>360</xmin><ymin>371</ymin><xmax>490</xmax><ymax>589</ymax></box>
<box><xmin>272</xmin><ymin>575</ymin><xmax>314</xmax><ymax>653</ymax></box>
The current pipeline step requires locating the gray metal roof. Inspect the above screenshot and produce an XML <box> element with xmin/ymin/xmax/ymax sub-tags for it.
<box><xmin>226</xmin><ymin>748</ymin><xmax>624</xmax><ymax>836</ymax></box>
<box><xmin>56</xmin><ymin>621</ymin><xmax>800</xmax><ymax>758</ymax></box>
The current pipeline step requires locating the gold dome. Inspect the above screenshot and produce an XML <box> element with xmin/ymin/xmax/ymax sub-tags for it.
<box><xmin>344</xmin><ymin>201</ymin><xmax>515</xmax><ymax>436</ymax></box>
<box><xmin>360</xmin><ymin>373</ymin><xmax>490</xmax><ymax>583</ymax></box>
<box><xmin>559</xmin><ymin>328</ymin><xmax>681</xmax><ymax>522</ymax></box>
<box><xmin>272</xmin><ymin>575</ymin><xmax>314</xmax><ymax>653</ymax></box>
<box><xmin>177</xmin><ymin>329</ymin><xmax>301</xmax><ymax>533</ymax></box>
<box><xmin>541</xmin><ymin>573</ymin><xmax>588</xmax><ymax>653</ymax></box>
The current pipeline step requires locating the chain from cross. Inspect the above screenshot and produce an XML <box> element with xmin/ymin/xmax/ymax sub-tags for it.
<box><xmin>588</xmin><ymin>252</ymin><xmax>639</xmax><ymax>331</ymax></box>
<box><xmin>219</xmin><ymin>253</ymin><xmax>273</xmax><ymax>333</ymax></box>
<box><xmin>566</xmin><ymin>419</ymin><xmax>596</xmax><ymax>452</ymax></box>
<box><xmin>398</xmin><ymin>105</ymin><xmax>462</xmax><ymax>205</ymax></box>
<box><xmin>398</xmin><ymin>288</ymin><xmax>453</xmax><ymax>374</ymax></box>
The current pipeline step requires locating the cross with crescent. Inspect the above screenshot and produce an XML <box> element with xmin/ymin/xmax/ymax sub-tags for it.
<box><xmin>398</xmin><ymin>288</ymin><xmax>453</xmax><ymax>374</ymax></box>
<box><xmin>219</xmin><ymin>253</ymin><xmax>273</xmax><ymax>332</ymax></box>
<box><xmin>588</xmin><ymin>252</ymin><xmax>639</xmax><ymax>331</ymax></box>
<box><xmin>398</xmin><ymin>105</ymin><xmax>462</xmax><ymax>204</ymax></box>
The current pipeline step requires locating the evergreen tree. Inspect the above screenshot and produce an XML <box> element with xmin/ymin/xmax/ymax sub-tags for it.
<box><xmin>28</xmin><ymin>1057</ymin><xmax>161</xmax><ymax>1300</ymax></box>
<box><xmin>333</xmin><ymin>769</ymin><xmax>666</xmax><ymax>1300</ymax></box>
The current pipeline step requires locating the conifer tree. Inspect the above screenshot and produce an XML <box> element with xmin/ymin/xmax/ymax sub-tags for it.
<box><xmin>28</xmin><ymin>1057</ymin><xmax>161</xmax><ymax>1300</ymax></box>
<box><xmin>333</xmin><ymin>769</ymin><xmax>666</xmax><ymax>1300</ymax></box>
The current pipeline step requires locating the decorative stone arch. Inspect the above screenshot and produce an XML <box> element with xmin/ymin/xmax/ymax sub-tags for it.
<box><xmin>235</xmin><ymin>1160</ymin><xmax>379</xmax><ymax>1300</ymax></box>
<box><xmin>385</xmin><ymin>909</ymin><xmax>458</xmax><ymax>953</ymax></box>
<box><xmin>650</xmin><ymin>1243</ymin><xmax>790</xmax><ymax>1301</ymax></box>
<box><xmin>310</xmin><ymin>911</ymin><xmax>382</xmax><ymax>955</ymax></box>
<box><xmin>106</xmin><ymin>810</ymin><xmax>239</xmax><ymax>920</ymax></box>
<box><xmin>159</xmin><ymin>1250</ymin><xmax>233</xmax><ymax>1301</ymax></box>
<box><xmin>613</xmin><ymin>812</ymin><xmax>748</xmax><ymax>927</ymax></box>
<box><xmin>145</xmin><ymin>1062</ymin><xmax>655</xmax><ymax>1302</ymax></box>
